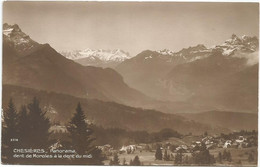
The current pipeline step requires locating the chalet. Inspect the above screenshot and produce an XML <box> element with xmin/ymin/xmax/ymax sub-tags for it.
<box><xmin>195</xmin><ymin>141</ymin><xmax>201</xmax><ymax>146</ymax></box>
<box><xmin>49</xmin><ymin>140</ymin><xmax>63</xmax><ymax>152</ymax></box>
<box><xmin>120</xmin><ymin>145</ymin><xmax>137</xmax><ymax>154</ymax></box>
<box><xmin>97</xmin><ymin>144</ymin><xmax>112</xmax><ymax>152</ymax></box>
<box><xmin>49</xmin><ymin>125</ymin><xmax>68</xmax><ymax>133</ymax></box>
<box><xmin>223</xmin><ymin>140</ymin><xmax>232</xmax><ymax>148</ymax></box>
<box><xmin>235</xmin><ymin>136</ymin><xmax>246</xmax><ymax>143</ymax></box>
<box><xmin>175</xmin><ymin>145</ymin><xmax>189</xmax><ymax>152</ymax></box>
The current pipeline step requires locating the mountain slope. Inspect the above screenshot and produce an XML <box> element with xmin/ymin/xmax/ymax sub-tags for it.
<box><xmin>163</xmin><ymin>53</ymin><xmax>258</xmax><ymax>112</ymax></box>
<box><xmin>2</xmin><ymin>84</ymin><xmax>229</xmax><ymax>134</ymax></box>
<box><xmin>116</xmin><ymin>45</ymin><xmax>211</xmax><ymax>101</ymax></box>
<box><xmin>214</xmin><ymin>63</ymin><xmax>258</xmax><ymax>112</ymax></box>
<box><xmin>3</xmin><ymin>23</ymin><xmax>149</xmax><ymax>107</ymax></box>
<box><xmin>180</xmin><ymin>111</ymin><xmax>258</xmax><ymax>131</ymax></box>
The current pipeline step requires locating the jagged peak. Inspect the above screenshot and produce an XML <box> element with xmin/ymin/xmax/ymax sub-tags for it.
<box><xmin>231</xmin><ymin>34</ymin><xmax>239</xmax><ymax>40</ymax></box>
<box><xmin>241</xmin><ymin>35</ymin><xmax>258</xmax><ymax>42</ymax></box>
<box><xmin>224</xmin><ymin>34</ymin><xmax>258</xmax><ymax>45</ymax></box>
<box><xmin>214</xmin><ymin>34</ymin><xmax>259</xmax><ymax>56</ymax></box>
<box><xmin>3</xmin><ymin>23</ymin><xmax>21</xmax><ymax>32</ymax></box>
<box><xmin>3</xmin><ymin>23</ymin><xmax>39</xmax><ymax>54</ymax></box>
<box><xmin>3</xmin><ymin>23</ymin><xmax>9</xmax><ymax>29</ymax></box>
<box><xmin>178</xmin><ymin>44</ymin><xmax>208</xmax><ymax>53</ymax></box>
<box><xmin>156</xmin><ymin>49</ymin><xmax>174</xmax><ymax>55</ymax></box>
<box><xmin>12</xmin><ymin>24</ymin><xmax>21</xmax><ymax>32</ymax></box>
<box><xmin>195</xmin><ymin>44</ymin><xmax>207</xmax><ymax>49</ymax></box>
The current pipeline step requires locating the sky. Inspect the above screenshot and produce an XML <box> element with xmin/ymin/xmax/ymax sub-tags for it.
<box><xmin>3</xmin><ymin>2</ymin><xmax>259</xmax><ymax>56</ymax></box>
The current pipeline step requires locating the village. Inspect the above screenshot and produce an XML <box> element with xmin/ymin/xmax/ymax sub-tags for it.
<box><xmin>49</xmin><ymin>125</ymin><xmax>258</xmax><ymax>165</ymax></box>
<box><xmin>97</xmin><ymin>130</ymin><xmax>258</xmax><ymax>166</ymax></box>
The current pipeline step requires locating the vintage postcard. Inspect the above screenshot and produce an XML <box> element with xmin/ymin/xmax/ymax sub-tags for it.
<box><xmin>1</xmin><ymin>1</ymin><xmax>258</xmax><ymax>166</ymax></box>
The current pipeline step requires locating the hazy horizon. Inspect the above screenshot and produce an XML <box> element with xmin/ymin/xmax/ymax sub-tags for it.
<box><xmin>3</xmin><ymin>2</ymin><xmax>259</xmax><ymax>56</ymax></box>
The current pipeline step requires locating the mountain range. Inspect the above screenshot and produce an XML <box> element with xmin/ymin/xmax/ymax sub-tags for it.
<box><xmin>3</xmin><ymin>23</ymin><xmax>149</xmax><ymax>108</ymax></box>
<box><xmin>116</xmin><ymin>34</ymin><xmax>258</xmax><ymax>113</ymax></box>
<box><xmin>60</xmin><ymin>49</ymin><xmax>131</xmax><ymax>68</ymax></box>
<box><xmin>2</xmin><ymin>23</ymin><xmax>258</xmax><ymax>133</ymax></box>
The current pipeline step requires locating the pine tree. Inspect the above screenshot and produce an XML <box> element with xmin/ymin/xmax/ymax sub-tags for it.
<box><xmin>192</xmin><ymin>144</ymin><xmax>215</xmax><ymax>165</ymax></box>
<box><xmin>223</xmin><ymin>149</ymin><xmax>228</xmax><ymax>160</ymax></box>
<box><xmin>67</xmin><ymin>102</ymin><xmax>104</xmax><ymax>164</ymax></box>
<box><xmin>155</xmin><ymin>146</ymin><xmax>162</xmax><ymax>160</ymax></box>
<box><xmin>109</xmin><ymin>153</ymin><xmax>120</xmax><ymax>165</ymax></box>
<box><xmin>132</xmin><ymin>155</ymin><xmax>141</xmax><ymax>166</ymax></box>
<box><xmin>200</xmin><ymin>142</ymin><xmax>207</xmax><ymax>151</ymax></box>
<box><xmin>217</xmin><ymin>152</ymin><xmax>222</xmax><ymax>163</ymax></box>
<box><xmin>163</xmin><ymin>149</ymin><xmax>170</xmax><ymax>161</ymax></box>
<box><xmin>17</xmin><ymin>105</ymin><xmax>28</xmax><ymax>147</ymax></box>
<box><xmin>26</xmin><ymin>97</ymin><xmax>51</xmax><ymax>149</ymax></box>
<box><xmin>227</xmin><ymin>151</ymin><xmax>232</xmax><ymax>162</ymax></box>
<box><xmin>175</xmin><ymin>150</ymin><xmax>183</xmax><ymax>164</ymax></box>
<box><xmin>114</xmin><ymin>153</ymin><xmax>120</xmax><ymax>165</ymax></box>
<box><xmin>2</xmin><ymin>98</ymin><xmax>18</xmax><ymax>163</ymax></box>
<box><xmin>68</xmin><ymin>103</ymin><xmax>93</xmax><ymax>154</ymax></box>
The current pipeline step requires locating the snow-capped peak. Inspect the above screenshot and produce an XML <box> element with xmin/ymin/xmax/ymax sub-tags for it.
<box><xmin>215</xmin><ymin>34</ymin><xmax>258</xmax><ymax>56</ymax></box>
<box><xmin>146</xmin><ymin>35</ymin><xmax>258</xmax><ymax>64</ymax></box>
<box><xmin>224</xmin><ymin>34</ymin><xmax>242</xmax><ymax>45</ymax></box>
<box><xmin>3</xmin><ymin>23</ymin><xmax>39</xmax><ymax>53</ymax></box>
<box><xmin>3</xmin><ymin>28</ymin><xmax>13</xmax><ymax>37</ymax></box>
<box><xmin>156</xmin><ymin>49</ymin><xmax>175</xmax><ymax>55</ymax></box>
<box><xmin>61</xmin><ymin>49</ymin><xmax>131</xmax><ymax>62</ymax></box>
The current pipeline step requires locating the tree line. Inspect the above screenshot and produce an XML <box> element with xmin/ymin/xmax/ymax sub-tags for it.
<box><xmin>109</xmin><ymin>153</ymin><xmax>142</xmax><ymax>166</ymax></box>
<box><xmin>92</xmin><ymin>126</ymin><xmax>182</xmax><ymax>149</ymax></box>
<box><xmin>154</xmin><ymin>142</ymin><xmax>216</xmax><ymax>165</ymax></box>
<box><xmin>2</xmin><ymin>98</ymin><xmax>104</xmax><ymax>165</ymax></box>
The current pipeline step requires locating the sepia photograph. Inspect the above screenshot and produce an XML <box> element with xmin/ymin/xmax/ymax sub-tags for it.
<box><xmin>1</xmin><ymin>1</ymin><xmax>259</xmax><ymax>166</ymax></box>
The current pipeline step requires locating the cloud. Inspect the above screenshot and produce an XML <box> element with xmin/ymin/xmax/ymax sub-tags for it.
<box><xmin>232</xmin><ymin>51</ymin><xmax>259</xmax><ymax>66</ymax></box>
